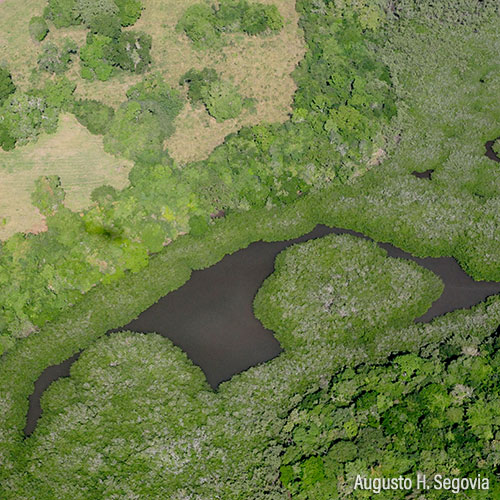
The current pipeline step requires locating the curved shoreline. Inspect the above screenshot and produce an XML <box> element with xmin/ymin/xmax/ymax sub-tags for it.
<box><xmin>485</xmin><ymin>137</ymin><xmax>500</xmax><ymax>163</ymax></box>
<box><xmin>24</xmin><ymin>224</ymin><xmax>500</xmax><ymax>436</ymax></box>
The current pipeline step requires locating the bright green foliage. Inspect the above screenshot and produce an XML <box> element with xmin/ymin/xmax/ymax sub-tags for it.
<box><xmin>103</xmin><ymin>100</ymin><xmax>163</xmax><ymax>162</ymax></box>
<box><xmin>279</xmin><ymin>342</ymin><xmax>500</xmax><ymax>498</ymax></box>
<box><xmin>72</xmin><ymin>98</ymin><xmax>115</xmax><ymax>135</ymax></box>
<box><xmin>177</xmin><ymin>0</ymin><xmax>284</xmax><ymax>49</ymax></box>
<box><xmin>38</xmin><ymin>76</ymin><xmax>76</xmax><ymax>110</ymax></box>
<box><xmin>30</xmin><ymin>175</ymin><xmax>66</xmax><ymax>216</ymax></box>
<box><xmin>104</xmin><ymin>75</ymin><xmax>183</xmax><ymax>163</ymax></box>
<box><xmin>0</xmin><ymin>67</ymin><xmax>16</xmax><ymax>107</ymax></box>
<box><xmin>37</xmin><ymin>39</ymin><xmax>77</xmax><ymax>74</ymax></box>
<box><xmin>29</xmin><ymin>16</ymin><xmax>49</xmax><ymax>42</ymax></box>
<box><xmin>84</xmin><ymin>161</ymin><xmax>205</xmax><ymax>245</ymax></box>
<box><xmin>79</xmin><ymin>34</ymin><xmax>114</xmax><ymax>80</ymax></box>
<box><xmin>114</xmin><ymin>0</ymin><xmax>143</xmax><ymax>26</ymax></box>
<box><xmin>176</xmin><ymin>4</ymin><xmax>221</xmax><ymax>49</ymax></box>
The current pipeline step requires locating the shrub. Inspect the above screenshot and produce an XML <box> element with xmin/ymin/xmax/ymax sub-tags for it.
<box><xmin>104</xmin><ymin>75</ymin><xmax>183</xmax><ymax>162</ymax></box>
<box><xmin>240</xmin><ymin>3</ymin><xmax>283</xmax><ymax>35</ymax></box>
<box><xmin>79</xmin><ymin>34</ymin><xmax>114</xmax><ymax>80</ymax></box>
<box><xmin>47</xmin><ymin>0</ymin><xmax>80</xmax><ymax>28</ymax></box>
<box><xmin>180</xmin><ymin>67</ymin><xmax>218</xmax><ymax>104</ymax></box>
<box><xmin>0</xmin><ymin>123</ymin><xmax>16</xmax><ymax>151</ymax></box>
<box><xmin>72</xmin><ymin>99</ymin><xmax>115</xmax><ymax>135</ymax></box>
<box><xmin>176</xmin><ymin>3</ymin><xmax>221</xmax><ymax>49</ymax></box>
<box><xmin>178</xmin><ymin>0</ymin><xmax>284</xmax><ymax>48</ymax></box>
<box><xmin>105</xmin><ymin>30</ymin><xmax>152</xmax><ymax>73</ymax></box>
<box><xmin>37</xmin><ymin>39</ymin><xmax>78</xmax><ymax>74</ymax></box>
<box><xmin>76</xmin><ymin>0</ymin><xmax>118</xmax><ymax>27</ymax></box>
<box><xmin>180</xmin><ymin>68</ymin><xmax>246</xmax><ymax>122</ymax></box>
<box><xmin>29</xmin><ymin>16</ymin><xmax>50</xmax><ymax>41</ymax></box>
<box><xmin>0</xmin><ymin>67</ymin><xmax>16</xmax><ymax>107</ymax></box>
<box><xmin>203</xmin><ymin>79</ymin><xmax>244</xmax><ymax>122</ymax></box>
<box><xmin>31</xmin><ymin>175</ymin><xmax>66</xmax><ymax>216</ymax></box>
<box><xmin>114</xmin><ymin>0</ymin><xmax>143</xmax><ymax>26</ymax></box>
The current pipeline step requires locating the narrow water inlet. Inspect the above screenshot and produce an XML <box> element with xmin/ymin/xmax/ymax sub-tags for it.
<box><xmin>25</xmin><ymin>225</ymin><xmax>500</xmax><ymax>436</ymax></box>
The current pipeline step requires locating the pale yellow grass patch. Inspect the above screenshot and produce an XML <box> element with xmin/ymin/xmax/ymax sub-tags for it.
<box><xmin>0</xmin><ymin>114</ymin><xmax>132</xmax><ymax>239</ymax></box>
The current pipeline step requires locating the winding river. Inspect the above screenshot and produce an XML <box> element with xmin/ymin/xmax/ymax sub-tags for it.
<box><xmin>24</xmin><ymin>224</ymin><xmax>500</xmax><ymax>436</ymax></box>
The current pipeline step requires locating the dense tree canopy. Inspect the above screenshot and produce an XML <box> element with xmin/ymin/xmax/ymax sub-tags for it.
<box><xmin>280</xmin><ymin>343</ymin><xmax>500</xmax><ymax>498</ymax></box>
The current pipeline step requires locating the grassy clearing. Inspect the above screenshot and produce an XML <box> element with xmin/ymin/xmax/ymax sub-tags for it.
<box><xmin>0</xmin><ymin>114</ymin><xmax>132</xmax><ymax>239</ymax></box>
<box><xmin>0</xmin><ymin>0</ymin><xmax>304</xmax><ymax>163</ymax></box>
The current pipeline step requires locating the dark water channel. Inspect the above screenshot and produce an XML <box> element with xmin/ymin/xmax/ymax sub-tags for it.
<box><xmin>485</xmin><ymin>138</ymin><xmax>500</xmax><ymax>163</ymax></box>
<box><xmin>25</xmin><ymin>225</ymin><xmax>500</xmax><ymax>436</ymax></box>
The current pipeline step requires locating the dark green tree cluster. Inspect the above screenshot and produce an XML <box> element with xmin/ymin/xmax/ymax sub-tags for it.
<box><xmin>37</xmin><ymin>38</ymin><xmax>78</xmax><ymax>74</ymax></box>
<box><xmin>103</xmin><ymin>74</ymin><xmax>183</xmax><ymax>162</ymax></box>
<box><xmin>180</xmin><ymin>68</ymin><xmax>251</xmax><ymax>122</ymax></box>
<box><xmin>279</xmin><ymin>338</ymin><xmax>500</xmax><ymax>498</ymax></box>
<box><xmin>176</xmin><ymin>0</ymin><xmax>283</xmax><ymax>49</ymax></box>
